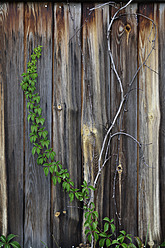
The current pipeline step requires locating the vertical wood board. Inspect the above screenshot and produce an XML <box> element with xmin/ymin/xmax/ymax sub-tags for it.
<box><xmin>0</xmin><ymin>5</ymin><xmax>7</xmax><ymax>235</ymax></box>
<box><xmin>52</xmin><ymin>3</ymin><xmax>82</xmax><ymax>247</ymax></box>
<box><xmin>24</xmin><ymin>3</ymin><xmax>52</xmax><ymax>247</ymax></box>
<box><xmin>81</xmin><ymin>3</ymin><xmax>110</xmax><ymax>235</ymax></box>
<box><xmin>110</xmin><ymin>3</ymin><xmax>138</xmax><ymax>236</ymax></box>
<box><xmin>138</xmin><ymin>3</ymin><xmax>161</xmax><ymax>244</ymax></box>
<box><xmin>158</xmin><ymin>3</ymin><xmax>165</xmax><ymax>241</ymax></box>
<box><xmin>1</xmin><ymin>3</ymin><xmax>24</xmax><ymax>245</ymax></box>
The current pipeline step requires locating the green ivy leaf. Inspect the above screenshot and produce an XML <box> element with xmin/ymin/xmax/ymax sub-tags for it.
<box><xmin>0</xmin><ymin>235</ymin><xmax>6</xmax><ymax>243</ymax></box>
<box><xmin>111</xmin><ymin>223</ymin><xmax>115</xmax><ymax>233</ymax></box>
<box><xmin>10</xmin><ymin>241</ymin><xmax>21</xmax><ymax>248</ymax></box>
<box><xmin>66</xmin><ymin>183</ymin><xmax>70</xmax><ymax>192</ymax></box>
<box><xmin>88</xmin><ymin>234</ymin><xmax>92</xmax><ymax>243</ymax></box>
<box><xmin>43</xmin><ymin>167</ymin><xmax>49</xmax><ymax>176</ymax></box>
<box><xmin>94</xmin><ymin>232</ymin><xmax>99</xmax><ymax>242</ymax></box>
<box><xmin>69</xmin><ymin>192</ymin><xmax>74</xmax><ymax>202</ymax></box>
<box><xmin>57</xmin><ymin>177</ymin><xmax>61</xmax><ymax>183</ymax></box>
<box><xmin>103</xmin><ymin>217</ymin><xmax>111</xmax><ymax>222</ymax></box>
<box><xmin>88</xmin><ymin>185</ymin><xmax>96</xmax><ymax>191</ymax></box>
<box><xmin>49</xmin><ymin>166</ymin><xmax>54</xmax><ymax>174</ymax></box>
<box><xmin>32</xmin><ymin>146</ymin><xmax>37</xmax><ymax>156</ymax></box>
<box><xmin>106</xmin><ymin>239</ymin><xmax>111</xmax><ymax>247</ymax></box>
<box><xmin>104</xmin><ymin>222</ymin><xmax>109</xmax><ymax>232</ymax></box>
<box><xmin>120</xmin><ymin>230</ymin><xmax>126</xmax><ymax>236</ymax></box>
<box><xmin>93</xmin><ymin>211</ymin><xmax>98</xmax><ymax>219</ymax></box>
<box><xmin>4</xmin><ymin>244</ymin><xmax>10</xmax><ymax>248</ymax></box>
<box><xmin>50</xmin><ymin>151</ymin><xmax>56</xmax><ymax>161</ymax></box>
<box><xmin>85</xmin><ymin>229</ymin><xmax>90</xmax><ymax>235</ymax></box>
<box><xmin>31</xmin><ymin>73</ymin><xmax>38</xmax><ymax>80</ymax></box>
<box><xmin>126</xmin><ymin>234</ymin><xmax>132</xmax><ymax>243</ymax></box>
<box><xmin>52</xmin><ymin>176</ymin><xmax>57</xmax><ymax>186</ymax></box>
<box><xmin>99</xmin><ymin>238</ymin><xmax>105</xmax><ymax>247</ymax></box>
<box><xmin>92</xmin><ymin>222</ymin><xmax>97</xmax><ymax>230</ymax></box>
<box><xmin>99</xmin><ymin>233</ymin><xmax>107</xmax><ymax>238</ymax></box>
<box><xmin>160</xmin><ymin>242</ymin><xmax>165</xmax><ymax>247</ymax></box>
<box><xmin>121</xmin><ymin>243</ymin><xmax>128</xmax><ymax>248</ymax></box>
<box><xmin>112</xmin><ymin>240</ymin><xmax>119</xmax><ymax>245</ymax></box>
<box><xmin>6</xmin><ymin>234</ymin><xmax>18</xmax><ymax>243</ymax></box>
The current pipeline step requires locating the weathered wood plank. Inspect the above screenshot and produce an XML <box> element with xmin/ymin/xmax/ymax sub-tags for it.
<box><xmin>2</xmin><ymin>0</ymin><xmax>165</xmax><ymax>3</ymax></box>
<box><xmin>81</xmin><ymin>3</ymin><xmax>110</xmax><ymax>235</ymax></box>
<box><xmin>110</xmin><ymin>3</ymin><xmax>138</xmax><ymax>236</ymax></box>
<box><xmin>0</xmin><ymin>5</ymin><xmax>7</xmax><ymax>235</ymax></box>
<box><xmin>138</xmin><ymin>3</ymin><xmax>161</xmax><ymax>245</ymax></box>
<box><xmin>158</xmin><ymin>3</ymin><xmax>165</xmax><ymax>242</ymax></box>
<box><xmin>52</xmin><ymin>3</ymin><xmax>82</xmax><ymax>247</ymax></box>
<box><xmin>0</xmin><ymin>3</ymin><xmax>24</xmax><ymax>244</ymax></box>
<box><xmin>24</xmin><ymin>3</ymin><xmax>52</xmax><ymax>247</ymax></box>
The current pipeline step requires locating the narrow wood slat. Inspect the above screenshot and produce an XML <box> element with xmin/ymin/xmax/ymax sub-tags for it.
<box><xmin>0</xmin><ymin>5</ymin><xmax>7</xmax><ymax>235</ymax></box>
<box><xmin>110</xmin><ymin>3</ymin><xmax>138</xmax><ymax>236</ymax></box>
<box><xmin>81</xmin><ymin>3</ymin><xmax>110</xmax><ymax>234</ymax></box>
<box><xmin>1</xmin><ymin>0</ymin><xmax>165</xmax><ymax>3</ymax></box>
<box><xmin>24</xmin><ymin>3</ymin><xmax>52</xmax><ymax>247</ymax></box>
<box><xmin>158</xmin><ymin>3</ymin><xmax>165</xmax><ymax>242</ymax></box>
<box><xmin>52</xmin><ymin>3</ymin><xmax>82</xmax><ymax>247</ymax></box>
<box><xmin>0</xmin><ymin>3</ymin><xmax>24</xmax><ymax>244</ymax></box>
<box><xmin>138</xmin><ymin>3</ymin><xmax>161</xmax><ymax>244</ymax></box>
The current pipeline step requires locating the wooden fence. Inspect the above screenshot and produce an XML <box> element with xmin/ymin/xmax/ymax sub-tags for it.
<box><xmin>0</xmin><ymin>1</ymin><xmax>165</xmax><ymax>247</ymax></box>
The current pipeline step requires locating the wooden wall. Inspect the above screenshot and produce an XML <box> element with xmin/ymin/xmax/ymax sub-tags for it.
<box><xmin>0</xmin><ymin>2</ymin><xmax>165</xmax><ymax>247</ymax></box>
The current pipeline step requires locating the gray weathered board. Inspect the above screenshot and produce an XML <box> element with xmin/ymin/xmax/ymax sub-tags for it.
<box><xmin>0</xmin><ymin>2</ymin><xmax>165</xmax><ymax>247</ymax></box>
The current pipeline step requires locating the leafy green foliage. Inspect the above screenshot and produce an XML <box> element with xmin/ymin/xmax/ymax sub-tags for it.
<box><xmin>0</xmin><ymin>234</ymin><xmax>21</xmax><ymax>248</ymax></box>
<box><xmin>21</xmin><ymin>46</ymin><xmax>144</xmax><ymax>248</ymax></box>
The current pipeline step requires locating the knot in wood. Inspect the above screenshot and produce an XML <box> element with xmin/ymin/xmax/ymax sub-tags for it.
<box><xmin>125</xmin><ymin>24</ymin><xmax>131</xmax><ymax>33</ymax></box>
<box><xmin>57</xmin><ymin>103</ymin><xmax>62</xmax><ymax>111</ymax></box>
<box><xmin>148</xmin><ymin>240</ymin><xmax>154</xmax><ymax>248</ymax></box>
<box><xmin>117</xmin><ymin>164</ymin><xmax>123</xmax><ymax>174</ymax></box>
<box><xmin>55</xmin><ymin>211</ymin><xmax>60</xmax><ymax>217</ymax></box>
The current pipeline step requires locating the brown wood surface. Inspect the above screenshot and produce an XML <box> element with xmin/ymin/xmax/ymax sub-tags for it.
<box><xmin>24</xmin><ymin>3</ymin><xmax>52</xmax><ymax>247</ymax></box>
<box><xmin>0</xmin><ymin>6</ymin><xmax>7</xmax><ymax>235</ymax></box>
<box><xmin>1</xmin><ymin>3</ymin><xmax>24</xmax><ymax>245</ymax></box>
<box><xmin>158</xmin><ymin>3</ymin><xmax>165</xmax><ymax>242</ymax></box>
<box><xmin>1</xmin><ymin>2</ymin><xmax>165</xmax><ymax>247</ymax></box>
<box><xmin>110</xmin><ymin>3</ymin><xmax>138</xmax><ymax>236</ymax></box>
<box><xmin>81</xmin><ymin>3</ymin><xmax>110</xmax><ymax>237</ymax></box>
<box><xmin>138</xmin><ymin>3</ymin><xmax>161</xmax><ymax>244</ymax></box>
<box><xmin>52</xmin><ymin>3</ymin><xmax>82</xmax><ymax>247</ymax></box>
<box><xmin>2</xmin><ymin>0</ymin><xmax>165</xmax><ymax>3</ymax></box>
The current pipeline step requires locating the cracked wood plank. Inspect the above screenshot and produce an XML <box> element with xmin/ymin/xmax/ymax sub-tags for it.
<box><xmin>52</xmin><ymin>3</ymin><xmax>82</xmax><ymax>247</ymax></box>
<box><xmin>81</xmin><ymin>3</ymin><xmax>110</xmax><ymax>236</ymax></box>
<box><xmin>138</xmin><ymin>3</ymin><xmax>161</xmax><ymax>244</ymax></box>
<box><xmin>110</xmin><ymin>3</ymin><xmax>138</xmax><ymax>236</ymax></box>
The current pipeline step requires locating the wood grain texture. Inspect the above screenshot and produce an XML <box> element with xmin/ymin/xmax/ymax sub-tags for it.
<box><xmin>158</xmin><ymin>3</ymin><xmax>165</xmax><ymax>242</ymax></box>
<box><xmin>81</xmin><ymin>3</ymin><xmax>110</xmax><ymax>235</ymax></box>
<box><xmin>0</xmin><ymin>5</ymin><xmax>7</xmax><ymax>235</ymax></box>
<box><xmin>110</xmin><ymin>3</ymin><xmax>138</xmax><ymax>236</ymax></box>
<box><xmin>138</xmin><ymin>4</ymin><xmax>161</xmax><ymax>244</ymax></box>
<box><xmin>1</xmin><ymin>0</ymin><xmax>165</xmax><ymax>3</ymax></box>
<box><xmin>1</xmin><ymin>3</ymin><xmax>24</xmax><ymax>244</ymax></box>
<box><xmin>52</xmin><ymin>3</ymin><xmax>82</xmax><ymax>247</ymax></box>
<box><xmin>24</xmin><ymin>3</ymin><xmax>52</xmax><ymax>247</ymax></box>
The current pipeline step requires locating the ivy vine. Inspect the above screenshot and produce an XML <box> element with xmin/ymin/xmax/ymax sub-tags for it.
<box><xmin>21</xmin><ymin>46</ymin><xmax>141</xmax><ymax>248</ymax></box>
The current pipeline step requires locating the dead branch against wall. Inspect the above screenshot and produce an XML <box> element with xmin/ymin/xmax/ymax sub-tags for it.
<box><xmin>0</xmin><ymin>2</ymin><xmax>165</xmax><ymax>247</ymax></box>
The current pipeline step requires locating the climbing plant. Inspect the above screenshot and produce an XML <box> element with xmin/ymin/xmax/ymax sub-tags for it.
<box><xmin>20</xmin><ymin>45</ymin><xmax>141</xmax><ymax>247</ymax></box>
<box><xmin>19</xmin><ymin>0</ymin><xmax>161</xmax><ymax>247</ymax></box>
